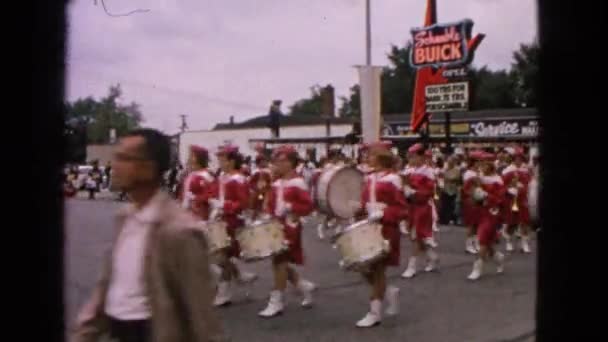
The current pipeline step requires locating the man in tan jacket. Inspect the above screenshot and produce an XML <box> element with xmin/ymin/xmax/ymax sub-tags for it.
<box><xmin>71</xmin><ymin>129</ymin><xmax>226</xmax><ymax>342</ymax></box>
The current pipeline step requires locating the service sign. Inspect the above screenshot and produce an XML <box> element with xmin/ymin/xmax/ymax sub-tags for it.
<box><xmin>425</xmin><ymin>82</ymin><xmax>469</xmax><ymax>113</ymax></box>
<box><xmin>410</xmin><ymin>19</ymin><xmax>475</xmax><ymax>69</ymax></box>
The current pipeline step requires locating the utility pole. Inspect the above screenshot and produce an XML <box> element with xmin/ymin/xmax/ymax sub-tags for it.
<box><xmin>179</xmin><ymin>114</ymin><xmax>188</xmax><ymax>133</ymax></box>
<box><xmin>365</xmin><ymin>0</ymin><xmax>371</xmax><ymax>66</ymax></box>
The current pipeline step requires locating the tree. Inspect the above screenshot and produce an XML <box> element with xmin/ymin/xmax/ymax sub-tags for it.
<box><xmin>468</xmin><ymin>66</ymin><xmax>518</xmax><ymax>110</ymax></box>
<box><xmin>288</xmin><ymin>85</ymin><xmax>324</xmax><ymax>116</ymax></box>
<box><xmin>65</xmin><ymin>84</ymin><xmax>144</xmax><ymax>145</ymax></box>
<box><xmin>338</xmin><ymin>84</ymin><xmax>361</xmax><ymax>118</ymax></box>
<box><xmin>380</xmin><ymin>43</ymin><xmax>417</xmax><ymax>114</ymax></box>
<box><xmin>510</xmin><ymin>41</ymin><xmax>539</xmax><ymax>107</ymax></box>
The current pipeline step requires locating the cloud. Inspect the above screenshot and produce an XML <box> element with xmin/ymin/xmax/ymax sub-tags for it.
<box><xmin>67</xmin><ymin>0</ymin><xmax>536</xmax><ymax>134</ymax></box>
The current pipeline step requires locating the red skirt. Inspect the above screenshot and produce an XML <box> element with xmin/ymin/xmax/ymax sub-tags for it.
<box><xmin>282</xmin><ymin>223</ymin><xmax>304</xmax><ymax>265</ymax></box>
<box><xmin>224</xmin><ymin>216</ymin><xmax>244</xmax><ymax>258</ymax></box>
<box><xmin>462</xmin><ymin>200</ymin><xmax>480</xmax><ymax>227</ymax></box>
<box><xmin>410</xmin><ymin>204</ymin><xmax>433</xmax><ymax>242</ymax></box>
<box><xmin>504</xmin><ymin>204</ymin><xmax>531</xmax><ymax>226</ymax></box>
<box><xmin>382</xmin><ymin>224</ymin><xmax>401</xmax><ymax>267</ymax></box>
<box><xmin>477</xmin><ymin>211</ymin><xmax>500</xmax><ymax>246</ymax></box>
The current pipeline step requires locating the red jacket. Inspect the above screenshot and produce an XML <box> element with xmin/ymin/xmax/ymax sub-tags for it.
<box><xmin>181</xmin><ymin>169</ymin><xmax>217</xmax><ymax>221</ymax></box>
<box><xmin>218</xmin><ymin>172</ymin><xmax>249</xmax><ymax>230</ymax></box>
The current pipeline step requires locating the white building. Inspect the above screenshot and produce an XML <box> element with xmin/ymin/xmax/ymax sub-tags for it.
<box><xmin>178</xmin><ymin>114</ymin><xmax>356</xmax><ymax>167</ymax></box>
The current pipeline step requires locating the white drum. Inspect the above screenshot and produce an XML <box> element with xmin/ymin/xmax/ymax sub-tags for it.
<box><xmin>200</xmin><ymin>220</ymin><xmax>231</xmax><ymax>254</ymax></box>
<box><xmin>316</xmin><ymin>165</ymin><xmax>364</xmax><ymax>219</ymax></box>
<box><xmin>333</xmin><ymin>219</ymin><xmax>389</xmax><ymax>271</ymax></box>
<box><xmin>236</xmin><ymin>219</ymin><xmax>289</xmax><ymax>261</ymax></box>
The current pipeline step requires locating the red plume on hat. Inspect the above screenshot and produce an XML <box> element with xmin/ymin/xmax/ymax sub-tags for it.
<box><xmin>513</xmin><ymin>146</ymin><xmax>525</xmax><ymax>157</ymax></box>
<box><xmin>424</xmin><ymin>149</ymin><xmax>433</xmax><ymax>157</ymax></box>
<box><xmin>254</xmin><ymin>142</ymin><xmax>265</xmax><ymax>154</ymax></box>
<box><xmin>408</xmin><ymin>143</ymin><xmax>425</xmax><ymax>154</ymax></box>
<box><xmin>481</xmin><ymin>152</ymin><xmax>496</xmax><ymax>161</ymax></box>
<box><xmin>216</xmin><ymin>144</ymin><xmax>239</xmax><ymax>155</ymax></box>
<box><xmin>469</xmin><ymin>150</ymin><xmax>485</xmax><ymax>161</ymax></box>
<box><xmin>190</xmin><ymin>145</ymin><xmax>208</xmax><ymax>156</ymax></box>
<box><xmin>272</xmin><ymin>145</ymin><xmax>297</xmax><ymax>159</ymax></box>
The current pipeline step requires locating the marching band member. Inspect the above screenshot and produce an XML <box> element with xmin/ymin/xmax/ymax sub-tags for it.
<box><xmin>249</xmin><ymin>154</ymin><xmax>272</xmax><ymax>220</ymax></box>
<box><xmin>258</xmin><ymin>145</ymin><xmax>316</xmax><ymax>318</ymax></box>
<box><xmin>468</xmin><ymin>152</ymin><xmax>506</xmax><ymax>280</ymax></box>
<box><xmin>401</xmin><ymin>143</ymin><xmax>440</xmax><ymax>279</ymax></box>
<box><xmin>209</xmin><ymin>144</ymin><xmax>257</xmax><ymax>307</ymax></box>
<box><xmin>180</xmin><ymin>145</ymin><xmax>217</xmax><ymax>221</ymax></box>
<box><xmin>462</xmin><ymin>151</ymin><xmax>483</xmax><ymax>254</ymax></box>
<box><xmin>355</xmin><ymin>141</ymin><xmax>408</xmax><ymax>328</ymax></box>
<box><xmin>501</xmin><ymin>147</ymin><xmax>533</xmax><ymax>253</ymax></box>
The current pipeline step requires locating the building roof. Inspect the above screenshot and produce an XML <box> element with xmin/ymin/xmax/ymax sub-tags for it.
<box><xmin>213</xmin><ymin>114</ymin><xmax>357</xmax><ymax>130</ymax></box>
<box><xmin>383</xmin><ymin>107</ymin><xmax>537</xmax><ymax>124</ymax></box>
<box><xmin>211</xmin><ymin>108</ymin><xmax>537</xmax><ymax>130</ymax></box>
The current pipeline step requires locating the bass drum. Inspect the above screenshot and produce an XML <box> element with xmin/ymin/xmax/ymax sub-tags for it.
<box><xmin>316</xmin><ymin>165</ymin><xmax>364</xmax><ymax>219</ymax></box>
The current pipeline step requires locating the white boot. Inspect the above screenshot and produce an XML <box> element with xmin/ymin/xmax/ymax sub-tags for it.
<box><xmin>297</xmin><ymin>280</ymin><xmax>316</xmax><ymax>308</ymax></box>
<box><xmin>505</xmin><ymin>235</ymin><xmax>514</xmax><ymax>252</ymax></box>
<box><xmin>467</xmin><ymin>259</ymin><xmax>484</xmax><ymax>281</ymax></box>
<box><xmin>465</xmin><ymin>237</ymin><xmax>478</xmax><ymax>254</ymax></box>
<box><xmin>258</xmin><ymin>290</ymin><xmax>284</xmax><ymax>318</ymax></box>
<box><xmin>213</xmin><ymin>281</ymin><xmax>232</xmax><ymax>307</ymax></box>
<box><xmin>356</xmin><ymin>300</ymin><xmax>382</xmax><ymax>328</ymax></box>
<box><xmin>384</xmin><ymin>286</ymin><xmax>400</xmax><ymax>316</ymax></box>
<box><xmin>401</xmin><ymin>257</ymin><xmax>417</xmax><ymax>279</ymax></box>
<box><xmin>494</xmin><ymin>252</ymin><xmax>505</xmax><ymax>274</ymax></box>
<box><xmin>521</xmin><ymin>236</ymin><xmax>531</xmax><ymax>254</ymax></box>
<box><xmin>424</xmin><ymin>249</ymin><xmax>439</xmax><ymax>272</ymax></box>
<box><xmin>317</xmin><ymin>223</ymin><xmax>325</xmax><ymax>240</ymax></box>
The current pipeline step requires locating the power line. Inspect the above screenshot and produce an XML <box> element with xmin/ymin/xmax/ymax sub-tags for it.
<box><xmin>94</xmin><ymin>0</ymin><xmax>150</xmax><ymax>18</ymax></box>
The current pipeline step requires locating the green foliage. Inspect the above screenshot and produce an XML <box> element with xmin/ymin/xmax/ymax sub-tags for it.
<box><xmin>289</xmin><ymin>85</ymin><xmax>323</xmax><ymax>116</ymax></box>
<box><xmin>337</xmin><ymin>41</ymin><xmax>538</xmax><ymax>115</ymax></box>
<box><xmin>65</xmin><ymin>84</ymin><xmax>143</xmax><ymax>144</ymax></box>
<box><xmin>510</xmin><ymin>41</ymin><xmax>539</xmax><ymax>107</ymax></box>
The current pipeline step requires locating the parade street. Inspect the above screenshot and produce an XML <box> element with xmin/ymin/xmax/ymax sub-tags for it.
<box><xmin>65</xmin><ymin>198</ymin><xmax>536</xmax><ymax>342</ymax></box>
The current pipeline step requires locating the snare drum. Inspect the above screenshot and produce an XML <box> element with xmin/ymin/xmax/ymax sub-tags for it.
<box><xmin>236</xmin><ymin>219</ymin><xmax>289</xmax><ymax>261</ymax></box>
<box><xmin>333</xmin><ymin>219</ymin><xmax>390</xmax><ymax>271</ymax></box>
<box><xmin>200</xmin><ymin>220</ymin><xmax>231</xmax><ymax>254</ymax></box>
<box><xmin>316</xmin><ymin>165</ymin><xmax>364</xmax><ymax>219</ymax></box>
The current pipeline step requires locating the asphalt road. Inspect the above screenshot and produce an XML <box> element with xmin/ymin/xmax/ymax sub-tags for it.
<box><xmin>65</xmin><ymin>198</ymin><xmax>536</xmax><ymax>342</ymax></box>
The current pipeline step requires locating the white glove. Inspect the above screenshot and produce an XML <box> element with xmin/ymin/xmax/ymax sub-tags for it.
<box><xmin>473</xmin><ymin>188</ymin><xmax>487</xmax><ymax>201</ymax></box>
<box><xmin>368</xmin><ymin>210</ymin><xmax>383</xmax><ymax>222</ymax></box>
<box><xmin>404</xmin><ymin>186</ymin><xmax>417</xmax><ymax>198</ymax></box>
<box><xmin>508</xmin><ymin>187</ymin><xmax>518</xmax><ymax>196</ymax></box>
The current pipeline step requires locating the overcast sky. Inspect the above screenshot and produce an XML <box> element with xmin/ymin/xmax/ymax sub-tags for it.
<box><xmin>67</xmin><ymin>0</ymin><xmax>536</xmax><ymax>134</ymax></box>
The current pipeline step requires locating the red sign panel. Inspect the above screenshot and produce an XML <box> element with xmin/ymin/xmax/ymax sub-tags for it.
<box><xmin>410</xmin><ymin>20</ymin><xmax>476</xmax><ymax>69</ymax></box>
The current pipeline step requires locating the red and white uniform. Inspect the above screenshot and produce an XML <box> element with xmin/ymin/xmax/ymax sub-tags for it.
<box><xmin>461</xmin><ymin>168</ymin><xmax>480</xmax><ymax>227</ymax></box>
<box><xmin>249</xmin><ymin>167</ymin><xmax>272</xmax><ymax>217</ymax></box>
<box><xmin>361</xmin><ymin>170</ymin><xmax>408</xmax><ymax>266</ymax></box>
<box><xmin>217</xmin><ymin>172</ymin><xmax>250</xmax><ymax>258</ymax></box>
<box><xmin>477</xmin><ymin>174</ymin><xmax>505</xmax><ymax>246</ymax></box>
<box><xmin>180</xmin><ymin>169</ymin><xmax>217</xmax><ymax>221</ymax></box>
<box><xmin>403</xmin><ymin>165</ymin><xmax>435</xmax><ymax>243</ymax></box>
<box><xmin>266</xmin><ymin>172</ymin><xmax>314</xmax><ymax>265</ymax></box>
<box><xmin>501</xmin><ymin>164</ymin><xmax>531</xmax><ymax>226</ymax></box>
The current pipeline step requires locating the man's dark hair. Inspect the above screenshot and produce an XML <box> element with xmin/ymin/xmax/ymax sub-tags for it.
<box><xmin>125</xmin><ymin>129</ymin><xmax>171</xmax><ymax>179</ymax></box>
